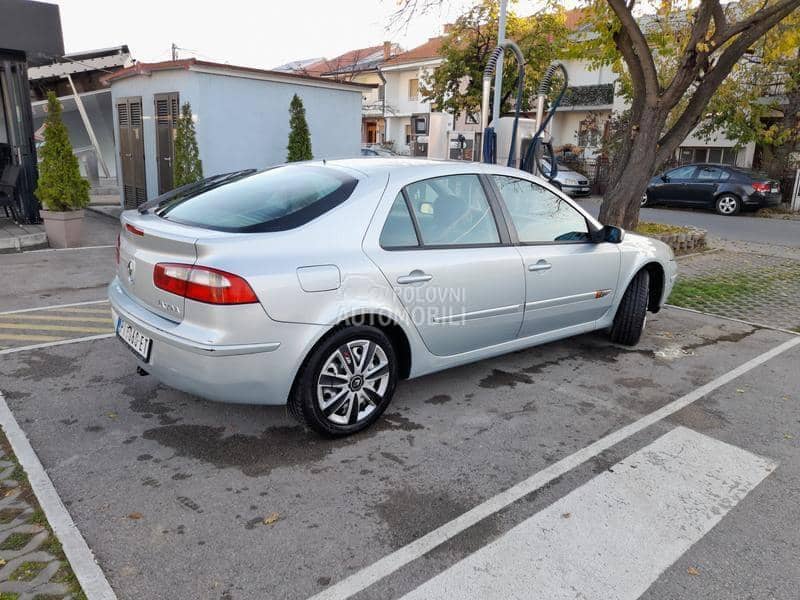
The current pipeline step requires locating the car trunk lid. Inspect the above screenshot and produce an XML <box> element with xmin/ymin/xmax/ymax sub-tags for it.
<box><xmin>118</xmin><ymin>211</ymin><xmax>201</xmax><ymax>322</ymax></box>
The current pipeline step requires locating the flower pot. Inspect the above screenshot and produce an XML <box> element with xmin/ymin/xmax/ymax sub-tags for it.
<box><xmin>40</xmin><ymin>209</ymin><xmax>85</xmax><ymax>248</ymax></box>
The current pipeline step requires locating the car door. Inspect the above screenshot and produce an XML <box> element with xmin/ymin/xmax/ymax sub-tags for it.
<box><xmin>691</xmin><ymin>165</ymin><xmax>724</xmax><ymax>205</ymax></box>
<box><xmin>490</xmin><ymin>175</ymin><xmax>621</xmax><ymax>338</ymax></box>
<box><xmin>649</xmin><ymin>165</ymin><xmax>697</xmax><ymax>205</ymax></box>
<box><xmin>365</xmin><ymin>174</ymin><xmax>525</xmax><ymax>357</ymax></box>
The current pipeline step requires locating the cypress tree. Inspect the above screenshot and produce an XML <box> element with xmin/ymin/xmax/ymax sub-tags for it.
<box><xmin>286</xmin><ymin>94</ymin><xmax>313</xmax><ymax>162</ymax></box>
<box><xmin>35</xmin><ymin>91</ymin><xmax>90</xmax><ymax>211</ymax></box>
<box><xmin>174</xmin><ymin>101</ymin><xmax>203</xmax><ymax>187</ymax></box>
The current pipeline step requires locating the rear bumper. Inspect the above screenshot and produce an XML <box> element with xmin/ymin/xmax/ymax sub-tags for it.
<box><xmin>744</xmin><ymin>192</ymin><xmax>782</xmax><ymax>208</ymax></box>
<box><xmin>108</xmin><ymin>278</ymin><xmax>326</xmax><ymax>405</ymax></box>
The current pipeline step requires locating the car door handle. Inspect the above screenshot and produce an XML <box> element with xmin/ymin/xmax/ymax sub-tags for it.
<box><xmin>397</xmin><ymin>272</ymin><xmax>433</xmax><ymax>284</ymax></box>
<box><xmin>528</xmin><ymin>261</ymin><xmax>552</xmax><ymax>272</ymax></box>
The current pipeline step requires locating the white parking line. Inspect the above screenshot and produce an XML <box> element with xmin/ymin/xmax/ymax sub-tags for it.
<box><xmin>308</xmin><ymin>335</ymin><xmax>800</xmax><ymax>600</ymax></box>
<box><xmin>24</xmin><ymin>245</ymin><xmax>115</xmax><ymax>253</ymax></box>
<box><xmin>0</xmin><ymin>392</ymin><xmax>117</xmax><ymax>600</ymax></box>
<box><xmin>0</xmin><ymin>333</ymin><xmax>115</xmax><ymax>356</ymax></box>
<box><xmin>400</xmin><ymin>427</ymin><xmax>775</xmax><ymax>599</ymax></box>
<box><xmin>0</xmin><ymin>299</ymin><xmax>109</xmax><ymax>316</ymax></box>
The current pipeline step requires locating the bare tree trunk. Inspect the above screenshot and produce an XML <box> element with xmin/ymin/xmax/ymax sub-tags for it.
<box><xmin>599</xmin><ymin>110</ymin><xmax>663</xmax><ymax>230</ymax></box>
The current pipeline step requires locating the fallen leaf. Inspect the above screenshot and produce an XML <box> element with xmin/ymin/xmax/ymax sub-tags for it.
<box><xmin>687</xmin><ymin>566</ymin><xmax>700</xmax><ymax>576</ymax></box>
<box><xmin>736</xmin><ymin>388</ymin><xmax>745</xmax><ymax>394</ymax></box>
<box><xmin>784</xmin><ymin>433</ymin><xmax>794</xmax><ymax>440</ymax></box>
<box><xmin>0</xmin><ymin>559</ymin><xmax>6</xmax><ymax>566</ymax></box>
<box><xmin>263</xmin><ymin>512</ymin><xmax>280</xmax><ymax>525</ymax></box>
<box><xmin>128</xmin><ymin>512</ymin><xmax>143</xmax><ymax>520</ymax></box>
<box><xmin>106</xmin><ymin>412</ymin><xmax>118</xmax><ymax>419</ymax></box>
<box><xmin>561</xmin><ymin>512</ymin><xmax>571</xmax><ymax>519</ymax></box>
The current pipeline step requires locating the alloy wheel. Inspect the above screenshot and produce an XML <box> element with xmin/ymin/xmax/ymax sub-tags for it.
<box><xmin>641</xmin><ymin>192</ymin><xmax>648</xmax><ymax>207</ymax></box>
<box><xmin>717</xmin><ymin>195</ymin><xmax>738</xmax><ymax>215</ymax></box>
<box><xmin>316</xmin><ymin>340</ymin><xmax>390</xmax><ymax>426</ymax></box>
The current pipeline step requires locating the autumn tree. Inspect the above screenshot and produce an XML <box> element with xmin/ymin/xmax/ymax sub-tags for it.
<box><xmin>699</xmin><ymin>9</ymin><xmax>800</xmax><ymax>182</ymax></box>
<box><xmin>576</xmin><ymin>0</ymin><xmax>800</xmax><ymax>228</ymax></box>
<box><xmin>396</xmin><ymin>0</ymin><xmax>800</xmax><ymax>229</ymax></box>
<box><xmin>421</xmin><ymin>0</ymin><xmax>569</xmax><ymax>119</ymax></box>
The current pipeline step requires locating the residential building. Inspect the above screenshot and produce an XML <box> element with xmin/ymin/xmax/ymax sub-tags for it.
<box><xmin>0</xmin><ymin>0</ymin><xmax>63</xmax><ymax>222</ymax></box>
<box><xmin>380</xmin><ymin>36</ymin><xmax>448</xmax><ymax>155</ymax></box>
<box><xmin>278</xmin><ymin>43</ymin><xmax>402</xmax><ymax>145</ymax></box>
<box><xmin>103</xmin><ymin>59</ymin><xmax>369</xmax><ymax>207</ymax></box>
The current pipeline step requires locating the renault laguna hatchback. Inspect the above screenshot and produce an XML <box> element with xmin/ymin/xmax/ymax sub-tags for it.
<box><xmin>109</xmin><ymin>159</ymin><xmax>677</xmax><ymax>436</ymax></box>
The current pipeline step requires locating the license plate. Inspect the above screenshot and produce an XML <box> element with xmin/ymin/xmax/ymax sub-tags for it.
<box><xmin>117</xmin><ymin>318</ymin><xmax>152</xmax><ymax>361</ymax></box>
<box><xmin>771</xmin><ymin>186</ymin><xmax>779</xmax><ymax>193</ymax></box>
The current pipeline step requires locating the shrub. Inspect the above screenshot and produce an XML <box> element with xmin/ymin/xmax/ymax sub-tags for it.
<box><xmin>34</xmin><ymin>91</ymin><xmax>90</xmax><ymax>211</ymax></box>
<box><xmin>287</xmin><ymin>94</ymin><xmax>313</xmax><ymax>162</ymax></box>
<box><xmin>174</xmin><ymin>101</ymin><xmax>203</xmax><ymax>187</ymax></box>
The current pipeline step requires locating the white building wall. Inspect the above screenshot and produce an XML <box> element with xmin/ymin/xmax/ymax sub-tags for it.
<box><xmin>109</xmin><ymin>69</ymin><xmax>363</xmax><ymax>201</ymax></box>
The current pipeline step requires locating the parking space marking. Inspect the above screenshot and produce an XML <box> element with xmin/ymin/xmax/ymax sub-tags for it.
<box><xmin>0</xmin><ymin>333</ymin><xmax>115</xmax><ymax>356</ymax></box>
<box><xmin>0</xmin><ymin>300</ymin><xmax>114</xmax><ymax>353</ymax></box>
<box><xmin>0</xmin><ymin>299</ymin><xmax>109</xmax><ymax>316</ymax></box>
<box><xmin>309</xmin><ymin>336</ymin><xmax>800</xmax><ymax>600</ymax></box>
<box><xmin>0</xmin><ymin>392</ymin><xmax>117</xmax><ymax>599</ymax></box>
<box><xmin>0</xmin><ymin>315</ymin><xmax>112</xmax><ymax>323</ymax></box>
<box><xmin>0</xmin><ymin>322</ymin><xmax>112</xmax><ymax>333</ymax></box>
<box><xmin>400</xmin><ymin>427</ymin><xmax>775</xmax><ymax>599</ymax></box>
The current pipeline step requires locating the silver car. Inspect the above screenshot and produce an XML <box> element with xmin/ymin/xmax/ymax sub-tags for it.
<box><xmin>540</xmin><ymin>159</ymin><xmax>592</xmax><ymax>197</ymax></box>
<box><xmin>109</xmin><ymin>159</ymin><xmax>677</xmax><ymax>436</ymax></box>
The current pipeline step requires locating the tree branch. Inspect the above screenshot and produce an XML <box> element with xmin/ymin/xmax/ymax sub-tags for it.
<box><xmin>607</xmin><ymin>0</ymin><xmax>660</xmax><ymax>97</ymax></box>
<box><xmin>713</xmin><ymin>0</ymin><xmax>800</xmax><ymax>45</ymax></box>
<box><xmin>657</xmin><ymin>0</ymin><xmax>800</xmax><ymax>164</ymax></box>
<box><xmin>660</xmin><ymin>1</ymin><xmax>716</xmax><ymax>109</ymax></box>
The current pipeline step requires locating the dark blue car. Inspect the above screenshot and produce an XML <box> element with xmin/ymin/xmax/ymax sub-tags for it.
<box><xmin>643</xmin><ymin>163</ymin><xmax>782</xmax><ymax>216</ymax></box>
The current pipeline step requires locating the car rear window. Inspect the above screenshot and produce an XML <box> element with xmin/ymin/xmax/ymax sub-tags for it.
<box><xmin>156</xmin><ymin>165</ymin><xmax>358</xmax><ymax>232</ymax></box>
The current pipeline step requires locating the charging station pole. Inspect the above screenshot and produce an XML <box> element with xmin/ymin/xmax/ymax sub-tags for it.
<box><xmin>491</xmin><ymin>0</ymin><xmax>508</xmax><ymax>127</ymax></box>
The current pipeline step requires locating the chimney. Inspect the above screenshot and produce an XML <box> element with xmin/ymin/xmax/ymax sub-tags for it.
<box><xmin>383</xmin><ymin>41</ymin><xmax>392</xmax><ymax>60</ymax></box>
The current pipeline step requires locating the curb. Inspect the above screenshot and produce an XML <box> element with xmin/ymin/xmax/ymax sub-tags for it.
<box><xmin>0</xmin><ymin>391</ymin><xmax>117</xmax><ymax>600</ymax></box>
<box><xmin>86</xmin><ymin>206</ymin><xmax>122</xmax><ymax>221</ymax></box>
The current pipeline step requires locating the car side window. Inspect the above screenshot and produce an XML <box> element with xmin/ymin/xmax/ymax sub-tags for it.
<box><xmin>492</xmin><ymin>175</ymin><xmax>590</xmax><ymax>243</ymax></box>
<box><xmin>404</xmin><ymin>174</ymin><xmax>500</xmax><ymax>246</ymax></box>
<box><xmin>666</xmin><ymin>166</ymin><xmax>696</xmax><ymax>179</ymax></box>
<box><xmin>720</xmin><ymin>170</ymin><xmax>731</xmax><ymax>180</ymax></box>
<box><xmin>697</xmin><ymin>166</ymin><xmax>723</xmax><ymax>180</ymax></box>
<box><xmin>379</xmin><ymin>193</ymin><xmax>419</xmax><ymax>248</ymax></box>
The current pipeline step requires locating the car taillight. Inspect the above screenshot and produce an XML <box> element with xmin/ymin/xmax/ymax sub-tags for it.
<box><xmin>115</xmin><ymin>232</ymin><xmax>120</xmax><ymax>265</ymax></box>
<box><xmin>752</xmin><ymin>182</ymin><xmax>770</xmax><ymax>193</ymax></box>
<box><xmin>153</xmin><ymin>263</ymin><xmax>258</xmax><ymax>305</ymax></box>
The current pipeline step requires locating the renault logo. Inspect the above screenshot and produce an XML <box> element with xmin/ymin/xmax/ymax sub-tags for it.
<box><xmin>127</xmin><ymin>259</ymin><xmax>136</xmax><ymax>283</ymax></box>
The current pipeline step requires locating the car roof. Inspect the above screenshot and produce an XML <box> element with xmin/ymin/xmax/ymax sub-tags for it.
<box><xmin>302</xmin><ymin>157</ymin><xmax>534</xmax><ymax>179</ymax></box>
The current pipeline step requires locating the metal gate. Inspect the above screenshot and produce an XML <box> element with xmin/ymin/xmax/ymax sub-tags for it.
<box><xmin>154</xmin><ymin>92</ymin><xmax>179</xmax><ymax>195</ymax></box>
<box><xmin>116</xmin><ymin>96</ymin><xmax>147</xmax><ymax>208</ymax></box>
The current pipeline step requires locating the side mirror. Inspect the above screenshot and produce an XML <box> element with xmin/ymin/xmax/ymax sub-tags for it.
<box><xmin>661</xmin><ymin>174</ymin><xmax>669</xmax><ymax>182</ymax></box>
<box><xmin>592</xmin><ymin>225</ymin><xmax>625</xmax><ymax>244</ymax></box>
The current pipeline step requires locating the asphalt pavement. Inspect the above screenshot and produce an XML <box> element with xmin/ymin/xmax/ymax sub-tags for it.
<box><xmin>0</xmin><ymin>207</ymin><xmax>798</xmax><ymax>600</ymax></box>
<box><xmin>577</xmin><ymin>196</ymin><xmax>800</xmax><ymax>247</ymax></box>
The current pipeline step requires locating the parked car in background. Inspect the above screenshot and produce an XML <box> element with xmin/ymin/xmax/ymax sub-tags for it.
<box><xmin>109</xmin><ymin>159</ymin><xmax>676</xmax><ymax>436</ymax></box>
<box><xmin>361</xmin><ymin>145</ymin><xmax>398</xmax><ymax>157</ymax></box>
<box><xmin>540</xmin><ymin>159</ymin><xmax>591</xmax><ymax>197</ymax></box>
<box><xmin>643</xmin><ymin>163</ymin><xmax>782</xmax><ymax>215</ymax></box>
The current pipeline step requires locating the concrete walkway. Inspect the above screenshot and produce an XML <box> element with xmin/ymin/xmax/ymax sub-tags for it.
<box><xmin>0</xmin><ymin>219</ymin><xmax>46</xmax><ymax>253</ymax></box>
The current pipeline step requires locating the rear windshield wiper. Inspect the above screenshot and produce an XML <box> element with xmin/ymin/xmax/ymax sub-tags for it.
<box><xmin>137</xmin><ymin>169</ymin><xmax>258</xmax><ymax>214</ymax></box>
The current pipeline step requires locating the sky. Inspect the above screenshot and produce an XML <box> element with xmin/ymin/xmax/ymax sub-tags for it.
<box><xmin>50</xmin><ymin>0</ymin><xmax>555</xmax><ymax>70</ymax></box>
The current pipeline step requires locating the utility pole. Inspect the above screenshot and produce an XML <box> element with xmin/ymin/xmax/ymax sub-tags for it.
<box><xmin>491</xmin><ymin>0</ymin><xmax>509</xmax><ymax>126</ymax></box>
<box><xmin>171</xmin><ymin>43</ymin><xmax>178</xmax><ymax>61</ymax></box>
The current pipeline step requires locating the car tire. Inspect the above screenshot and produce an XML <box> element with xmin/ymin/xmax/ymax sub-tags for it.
<box><xmin>715</xmin><ymin>193</ymin><xmax>741</xmax><ymax>216</ymax></box>
<box><xmin>288</xmin><ymin>325</ymin><xmax>398</xmax><ymax>437</ymax></box>
<box><xmin>609</xmin><ymin>269</ymin><xmax>649</xmax><ymax>346</ymax></box>
<box><xmin>641</xmin><ymin>191</ymin><xmax>650</xmax><ymax>207</ymax></box>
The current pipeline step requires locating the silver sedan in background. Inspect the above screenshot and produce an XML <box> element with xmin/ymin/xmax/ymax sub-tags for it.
<box><xmin>109</xmin><ymin>159</ymin><xmax>676</xmax><ymax>436</ymax></box>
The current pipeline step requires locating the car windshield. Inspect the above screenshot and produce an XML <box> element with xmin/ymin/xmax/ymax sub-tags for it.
<box><xmin>156</xmin><ymin>165</ymin><xmax>358</xmax><ymax>232</ymax></box>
